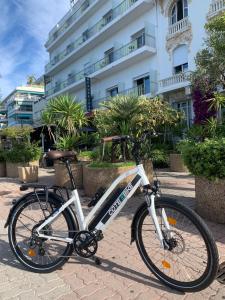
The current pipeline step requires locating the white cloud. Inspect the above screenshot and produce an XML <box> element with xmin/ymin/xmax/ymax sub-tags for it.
<box><xmin>0</xmin><ymin>0</ymin><xmax>69</xmax><ymax>98</ymax></box>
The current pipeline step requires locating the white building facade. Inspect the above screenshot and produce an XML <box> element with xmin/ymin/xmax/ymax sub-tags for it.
<box><xmin>2</xmin><ymin>85</ymin><xmax>44</xmax><ymax>127</ymax></box>
<box><xmin>40</xmin><ymin>0</ymin><xmax>225</xmax><ymax>127</ymax></box>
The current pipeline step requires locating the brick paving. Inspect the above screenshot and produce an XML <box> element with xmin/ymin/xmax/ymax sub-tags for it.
<box><xmin>0</xmin><ymin>169</ymin><xmax>224</xmax><ymax>299</ymax></box>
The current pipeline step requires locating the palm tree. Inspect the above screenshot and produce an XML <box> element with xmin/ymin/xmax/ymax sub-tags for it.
<box><xmin>43</xmin><ymin>94</ymin><xmax>87</xmax><ymax>135</ymax></box>
<box><xmin>27</xmin><ymin>75</ymin><xmax>36</xmax><ymax>85</ymax></box>
<box><xmin>41</xmin><ymin>111</ymin><xmax>56</xmax><ymax>143</ymax></box>
<box><xmin>207</xmin><ymin>93</ymin><xmax>225</xmax><ymax>124</ymax></box>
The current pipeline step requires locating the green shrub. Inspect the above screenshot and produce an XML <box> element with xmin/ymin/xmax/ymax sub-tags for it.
<box><xmin>56</xmin><ymin>135</ymin><xmax>81</xmax><ymax>151</ymax></box>
<box><xmin>179</xmin><ymin>138</ymin><xmax>225</xmax><ymax>180</ymax></box>
<box><xmin>5</xmin><ymin>142</ymin><xmax>42</xmax><ymax>163</ymax></box>
<box><xmin>150</xmin><ymin>149</ymin><xmax>169</xmax><ymax>168</ymax></box>
<box><xmin>78</xmin><ymin>151</ymin><xmax>93</xmax><ymax>160</ymax></box>
<box><xmin>88</xmin><ymin>161</ymin><xmax>135</xmax><ymax>168</ymax></box>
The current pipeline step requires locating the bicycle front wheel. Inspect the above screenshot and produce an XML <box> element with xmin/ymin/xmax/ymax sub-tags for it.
<box><xmin>135</xmin><ymin>198</ymin><xmax>219</xmax><ymax>292</ymax></box>
<box><xmin>8</xmin><ymin>194</ymin><xmax>77</xmax><ymax>273</ymax></box>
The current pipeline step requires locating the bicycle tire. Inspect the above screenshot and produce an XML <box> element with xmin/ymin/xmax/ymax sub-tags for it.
<box><xmin>8</xmin><ymin>194</ymin><xmax>77</xmax><ymax>273</ymax></box>
<box><xmin>135</xmin><ymin>197</ymin><xmax>219</xmax><ymax>292</ymax></box>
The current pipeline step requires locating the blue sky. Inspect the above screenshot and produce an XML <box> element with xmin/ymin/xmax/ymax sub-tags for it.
<box><xmin>0</xmin><ymin>0</ymin><xmax>70</xmax><ymax>98</ymax></box>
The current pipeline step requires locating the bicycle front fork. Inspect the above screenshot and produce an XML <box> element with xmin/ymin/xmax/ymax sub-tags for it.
<box><xmin>145</xmin><ymin>193</ymin><xmax>171</xmax><ymax>249</ymax></box>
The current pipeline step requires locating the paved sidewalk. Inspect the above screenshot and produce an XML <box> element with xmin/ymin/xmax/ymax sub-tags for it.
<box><xmin>0</xmin><ymin>169</ymin><xmax>224</xmax><ymax>299</ymax></box>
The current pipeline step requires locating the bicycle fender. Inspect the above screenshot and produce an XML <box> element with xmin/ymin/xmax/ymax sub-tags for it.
<box><xmin>4</xmin><ymin>191</ymin><xmax>78</xmax><ymax>230</ymax></box>
<box><xmin>130</xmin><ymin>202</ymin><xmax>147</xmax><ymax>244</ymax></box>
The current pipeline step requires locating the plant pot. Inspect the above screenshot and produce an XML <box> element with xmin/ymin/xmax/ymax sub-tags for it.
<box><xmin>83</xmin><ymin>161</ymin><xmax>153</xmax><ymax>197</ymax></box>
<box><xmin>0</xmin><ymin>162</ymin><xmax>6</xmax><ymax>177</ymax></box>
<box><xmin>18</xmin><ymin>166</ymin><xmax>39</xmax><ymax>183</ymax></box>
<box><xmin>54</xmin><ymin>162</ymin><xmax>83</xmax><ymax>189</ymax></box>
<box><xmin>195</xmin><ymin>177</ymin><xmax>225</xmax><ymax>224</ymax></box>
<box><xmin>169</xmin><ymin>154</ymin><xmax>188</xmax><ymax>172</ymax></box>
<box><xmin>6</xmin><ymin>161</ymin><xmax>39</xmax><ymax>178</ymax></box>
<box><xmin>6</xmin><ymin>162</ymin><xmax>26</xmax><ymax>178</ymax></box>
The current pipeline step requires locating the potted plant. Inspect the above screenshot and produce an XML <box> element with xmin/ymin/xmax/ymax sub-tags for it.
<box><xmin>5</xmin><ymin>142</ymin><xmax>41</xmax><ymax>180</ymax></box>
<box><xmin>83</xmin><ymin>95</ymin><xmax>180</xmax><ymax>196</ymax></box>
<box><xmin>0</xmin><ymin>148</ymin><xmax>6</xmax><ymax>177</ymax></box>
<box><xmin>41</xmin><ymin>94</ymin><xmax>87</xmax><ymax>189</ymax></box>
<box><xmin>167</xmin><ymin>121</ymin><xmax>189</xmax><ymax>172</ymax></box>
<box><xmin>169</xmin><ymin>147</ymin><xmax>188</xmax><ymax>172</ymax></box>
<box><xmin>179</xmin><ymin>138</ymin><xmax>225</xmax><ymax>223</ymax></box>
<box><xmin>54</xmin><ymin>134</ymin><xmax>83</xmax><ymax>188</ymax></box>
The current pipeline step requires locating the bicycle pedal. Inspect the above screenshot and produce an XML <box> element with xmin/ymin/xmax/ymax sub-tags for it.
<box><xmin>94</xmin><ymin>256</ymin><xmax>102</xmax><ymax>265</ymax></box>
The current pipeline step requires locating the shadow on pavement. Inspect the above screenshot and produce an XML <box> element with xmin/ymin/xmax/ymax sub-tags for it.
<box><xmin>0</xmin><ymin>238</ymin><xmax>27</xmax><ymax>271</ymax></box>
<box><xmin>69</xmin><ymin>256</ymin><xmax>184</xmax><ymax>296</ymax></box>
<box><xmin>0</xmin><ymin>237</ymin><xmax>184</xmax><ymax>295</ymax></box>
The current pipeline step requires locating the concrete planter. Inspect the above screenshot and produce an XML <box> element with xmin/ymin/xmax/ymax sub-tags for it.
<box><xmin>195</xmin><ymin>177</ymin><xmax>225</xmax><ymax>224</ymax></box>
<box><xmin>54</xmin><ymin>162</ymin><xmax>83</xmax><ymax>189</ymax></box>
<box><xmin>6</xmin><ymin>162</ymin><xmax>27</xmax><ymax>178</ymax></box>
<box><xmin>6</xmin><ymin>161</ymin><xmax>39</xmax><ymax>178</ymax></box>
<box><xmin>169</xmin><ymin>154</ymin><xmax>188</xmax><ymax>172</ymax></box>
<box><xmin>0</xmin><ymin>162</ymin><xmax>6</xmax><ymax>177</ymax></box>
<box><xmin>18</xmin><ymin>166</ymin><xmax>39</xmax><ymax>183</ymax></box>
<box><xmin>83</xmin><ymin>160</ymin><xmax>153</xmax><ymax>197</ymax></box>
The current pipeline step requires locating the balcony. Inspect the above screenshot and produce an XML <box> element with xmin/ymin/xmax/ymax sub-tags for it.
<box><xmin>46</xmin><ymin>0</ymin><xmax>101</xmax><ymax>49</ymax></box>
<box><xmin>46</xmin><ymin>33</ymin><xmax>155</xmax><ymax>98</ymax></box>
<box><xmin>208</xmin><ymin>0</ymin><xmax>225</xmax><ymax>18</ymax></box>
<box><xmin>92</xmin><ymin>84</ymin><xmax>153</xmax><ymax>109</ymax></box>
<box><xmin>45</xmin><ymin>0</ymin><xmax>154</xmax><ymax>74</ymax></box>
<box><xmin>159</xmin><ymin>72</ymin><xmax>191</xmax><ymax>93</ymax></box>
<box><xmin>9</xmin><ymin>119</ymin><xmax>33</xmax><ymax>126</ymax></box>
<box><xmin>167</xmin><ymin>17</ymin><xmax>190</xmax><ymax>39</ymax></box>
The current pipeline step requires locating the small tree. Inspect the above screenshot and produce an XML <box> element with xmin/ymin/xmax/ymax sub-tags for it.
<box><xmin>191</xmin><ymin>13</ymin><xmax>225</xmax><ymax>124</ymax></box>
<box><xmin>94</xmin><ymin>95</ymin><xmax>181</xmax><ymax>161</ymax></box>
<box><xmin>95</xmin><ymin>95</ymin><xmax>180</xmax><ymax>138</ymax></box>
<box><xmin>41</xmin><ymin>94</ymin><xmax>87</xmax><ymax>151</ymax></box>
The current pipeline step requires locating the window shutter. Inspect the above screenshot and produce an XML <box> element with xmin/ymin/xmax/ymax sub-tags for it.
<box><xmin>173</xmin><ymin>44</ymin><xmax>188</xmax><ymax>67</ymax></box>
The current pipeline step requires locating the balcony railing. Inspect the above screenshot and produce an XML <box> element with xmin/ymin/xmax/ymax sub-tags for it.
<box><xmin>159</xmin><ymin>72</ymin><xmax>191</xmax><ymax>89</ymax></box>
<box><xmin>45</xmin><ymin>0</ymin><xmax>143</xmax><ymax>72</ymax></box>
<box><xmin>46</xmin><ymin>33</ymin><xmax>154</xmax><ymax>97</ymax></box>
<box><xmin>46</xmin><ymin>0</ymin><xmax>96</xmax><ymax>48</ymax></box>
<box><xmin>208</xmin><ymin>0</ymin><xmax>225</xmax><ymax>18</ymax></box>
<box><xmin>92</xmin><ymin>84</ymin><xmax>149</xmax><ymax>108</ymax></box>
<box><xmin>167</xmin><ymin>17</ymin><xmax>189</xmax><ymax>38</ymax></box>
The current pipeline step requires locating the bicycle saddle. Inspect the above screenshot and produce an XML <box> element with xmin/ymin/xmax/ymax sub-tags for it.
<box><xmin>46</xmin><ymin>150</ymin><xmax>75</xmax><ymax>161</ymax></box>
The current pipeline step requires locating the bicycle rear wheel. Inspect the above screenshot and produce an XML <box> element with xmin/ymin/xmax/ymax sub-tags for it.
<box><xmin>8</xmin><ymin>194</ymin><xmax>77</xmax><ymax>273</ymax></box>
<box><xmin>135</xmin><ymin>198</ymin><xmax>219</xmax><ymax>292</ymax></box>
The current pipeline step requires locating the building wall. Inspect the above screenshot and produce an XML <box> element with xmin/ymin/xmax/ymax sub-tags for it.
<box><xmin>2</xmin><ymin>86</ymin><xmax>44</xmax><ymax>127</ymax></box>
<box><xmin>39</xmin><ymin>0</ymin><xmax>225</xmax><ymax>126</ymax></box>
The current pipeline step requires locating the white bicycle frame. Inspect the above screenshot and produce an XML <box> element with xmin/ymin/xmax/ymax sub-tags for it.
<box><xmin>36</xmin><ymin>163</ymin><xmax>170</xmax><ymax>248</ymax></box>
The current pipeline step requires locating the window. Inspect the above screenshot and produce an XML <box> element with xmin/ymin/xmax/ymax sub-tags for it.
<box><xmin>67</xmin><ymin>73</ymin><xmax>74</xmax><ymax>84</ymax></box>
<box><xmin>174</xmin><ymin>63</ymin><xmax>188</xmax><ymax>74</ymax></box>
<box><xmin>81</xmin><ymin>0</ymin><xmax>89</xmax><ymax>12</ymax></box>
<box><xmin>135</xmin><ymin>76</ymin><xmax>150</xmax><ymax>95</ymax></box>
<box><xmin>82</xmin><ymin>29</ymin><xmax>89</xmax><ymax>42</ymax></box>
<box><xmin>131</xmin><ymin>29</ymin><xmax>145</xmax><ymax>49</ymax></box>
<box><xmin>54</xmin><ymin>81</ymin><xmax>61</xmax><ymax>92</ymax></box>
<box><xmin>173</xmin><ymin>45</ymin><xmax>188</xmax><ymax>74</ymax></box>
<box><xmin>103</xmin><ymin>10</ymin><xmax>113</xmax><ymax>26</ymax></box>
<box><xmin>172</xmin><ymin>100</ymin><xmax>191</xmax><ymax>127</ymax></box>
<box><xmin>170</xmin><ymin>0</ymin><xmax>188</xmax><ymax>24</ymax></box>
<box><xmin>107</xmin><ymin>86</ymin><xmax>118</xmax><ymax>97</ymax></box>
<box><xmin>66</xmin><ymin>43</ymin><xmax>74</xmax><ymax>54</ymax></box>
<box><xmin>104</xmin><ymin>48</ymin><xmax>114</xmax><ymax>64</ymax></box>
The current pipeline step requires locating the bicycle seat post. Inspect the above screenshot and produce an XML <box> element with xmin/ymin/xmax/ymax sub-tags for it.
<box><xmin>64</xmin><ymin>159</ymin><xmax>76</xmax><ymax>190</ymax></box>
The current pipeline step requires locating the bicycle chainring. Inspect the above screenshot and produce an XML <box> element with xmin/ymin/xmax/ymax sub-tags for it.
<box><xmin>73</xmin><ymin>231</ymin><xmax>98</xmax><ymax>258</ymax></box>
